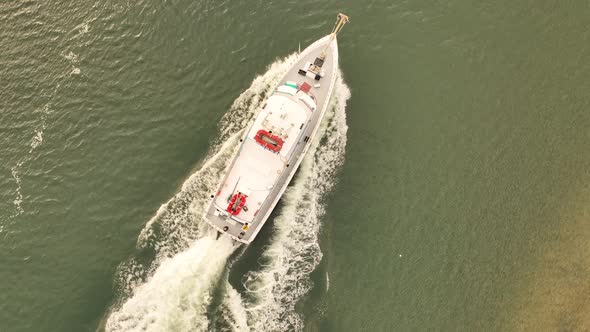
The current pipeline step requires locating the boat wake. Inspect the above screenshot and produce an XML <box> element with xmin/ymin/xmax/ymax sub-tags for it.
<box><xmin>235</xmin><ymin>72</ymin><xmax>349</xmax><ymax>332</ymax></box>
<box><xmin>106</xmin><ymin>234</ymin><xmax>237</xmax><ymax>331</ymax></box>
<box><xmin>104</xmin><ymin>53</ymin><xmax>350</xmax><ymax>332</ymax></box>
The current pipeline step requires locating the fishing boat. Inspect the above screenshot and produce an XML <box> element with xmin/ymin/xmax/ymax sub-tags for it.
<box><xmin>204</xmin><ymin>13</ymin><xmax>349</xmax><ymax>244</ymax></box>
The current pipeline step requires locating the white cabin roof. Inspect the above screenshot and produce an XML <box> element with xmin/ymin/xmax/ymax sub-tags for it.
<box><xmin>213</xmin><ymin>90</ymin><xmax>315</xmax><ymax>222</ymax></box>
<box><xmin>247</xmin><ymin>93</ymin><xmax>312</xmax><ymax>157</ymax></box>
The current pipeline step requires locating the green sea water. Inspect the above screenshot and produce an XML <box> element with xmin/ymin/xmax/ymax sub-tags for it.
<box><xmin>2</xmin><ymin>1</ymin><xmax>590</xmax><ymax>331</ymax></box>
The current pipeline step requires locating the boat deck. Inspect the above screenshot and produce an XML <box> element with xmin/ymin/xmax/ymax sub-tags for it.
<box><xmin>204</xmin><ymin>34</ymin><xmax>338</xmax><ymax>244</ymax></box>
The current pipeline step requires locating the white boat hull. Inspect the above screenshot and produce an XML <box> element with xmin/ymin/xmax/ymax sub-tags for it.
<box><xmin>204</xmin><ymin>34</ymin><xmax>339</xmax><ymax>244</ymax></box>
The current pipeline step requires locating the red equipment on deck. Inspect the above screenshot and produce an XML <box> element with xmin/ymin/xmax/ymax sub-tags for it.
<box><xmin>227</xmin><ymin>193</ymin><xmax>247</xmax><ymax>216</ymax></box>
<box><xmin>254</xmin><ymin>129</ymin><xmax>283</xmax><ymax>153</ymax></box>
<box><xmin>299</xmin><ymin>82</ymin><xmax>312</xmax><ymax>93</ymax></box>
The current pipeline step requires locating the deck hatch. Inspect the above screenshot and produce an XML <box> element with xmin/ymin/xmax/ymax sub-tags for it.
<box><xmin>300</xmin><ymin>82</ymin><xmax>312</xmax><ymax>93</ymax></box>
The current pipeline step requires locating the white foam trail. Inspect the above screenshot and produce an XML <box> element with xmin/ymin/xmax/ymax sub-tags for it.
<box><xmin>80</xmin><ymin>23</ymin><xmax>90</xmax><ymax>34</ymax></box>
<box><xmin>64</xmin><ymin>51</ymin><xmax>81</xmax><ymax>76</ymax></box>
<box><xmin>240</xmin><ymin>72</ymin><xmax>350</xmax><ymax>332</ymax></box>
<box><xmin>7</xmin><ymin>102</ymin><xmax>50</xmax><ymax>217</ymax></box>
<box><xmin>30</xmin><ymin>130</ymin><xmax>43</xmax><ymax>150</ymax></box>
<box><xmin>106</xmin><ymin>235</ymin><xmax>236</xmax><ymax>332</ymax></box>
<box><xmin>29</xmin><ymin>104</ymin><xmax>49</xmax><ymax>153</ymax></box>
<box><xmin>64</xmin><ymin>51</ymin><xmax>79</xmax><ymax>62</ymax></box>
<box><xmin>71</xmin><ymin>21</ymin><xmax>91</xmax><ymax>38</ymax></box>
<box><xmin>10</xmin><ymin>162</ymin><xmax>24</xmax><ymax>217</ymax></box>
<box><xmin>224</xmin><ymin>284</ymin><xmax>249</xmax><ymax>332</ymax></box>
<box><xmin>5</xmin><ymin>16</ymin><xmax>86</xmax><ymax>220</ymax></box>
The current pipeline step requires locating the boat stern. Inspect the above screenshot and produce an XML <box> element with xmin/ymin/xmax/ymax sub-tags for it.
<box><xmin>203</xmin><ymin>200</ymin><xmax>253</xmax><ymax>244</ymax></box>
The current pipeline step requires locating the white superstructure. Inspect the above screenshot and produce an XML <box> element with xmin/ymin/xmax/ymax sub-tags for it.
<box><xmin>204</xmin><ymin>13</ymin><xmax>349</xmax><ymax>244</ymax></box>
